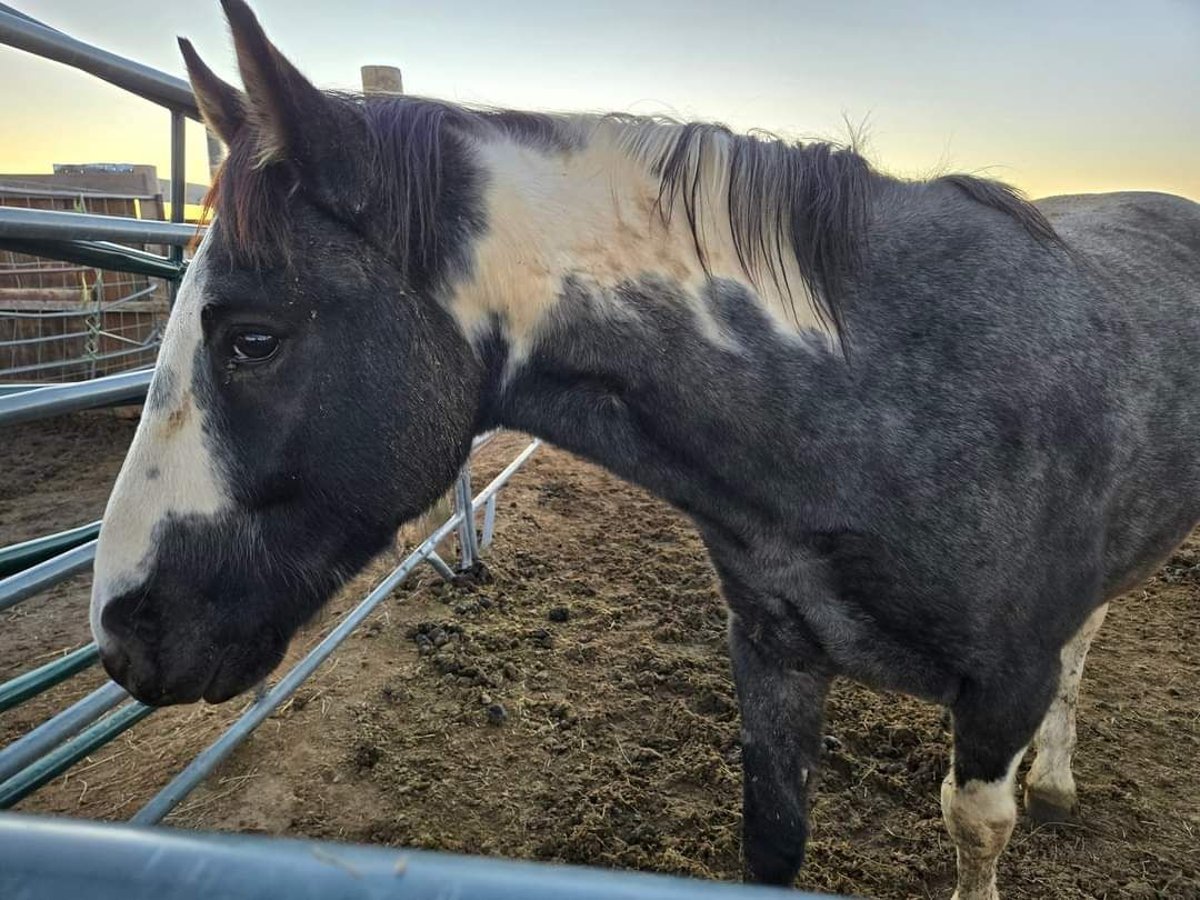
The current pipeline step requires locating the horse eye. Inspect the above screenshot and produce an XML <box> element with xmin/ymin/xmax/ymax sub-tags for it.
<box><xmin>231</xmin><ymin>332</ymin><xmax>279</xmax><ymax>363</ymax></box>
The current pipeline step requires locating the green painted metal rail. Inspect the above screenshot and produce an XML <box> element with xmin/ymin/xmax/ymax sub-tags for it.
<box><xmin>0</xmin><ymin>540</ymin><xmax>97</xmax><ymax>612</ymax></box>
<box><xmin>0</xmin><ymin>237</ymin><xmax>187</xmax><ymax>280</ymax></box>
<box><xmin>0</xmin><ymin>645</ymin><xmax>100</xmax><ymax>714</ymax></box>
<box><xmin>0</xmin><ymin>701</ymin><xmax>153</xmax><ymax>808</ymax></box>
<box><xmin>0</xmin><ymin>521</ymin><xmax>101</xmax><ymax>580</ymax></box>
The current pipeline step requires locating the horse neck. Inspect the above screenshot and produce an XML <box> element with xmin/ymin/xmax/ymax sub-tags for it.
<box><xmin>445</xmin><ymin>122</ymin><xmax>824</xmax><ymax>355</ymax></box>
<box><xmin>475</xmin><ymin>265</ymin><xmax>853</xmax><ymax>540</ymax></box>
<box><xmin>456</xmin><ymin>124</ymin><xmax>857</xmax><ymax>536</ymax></box>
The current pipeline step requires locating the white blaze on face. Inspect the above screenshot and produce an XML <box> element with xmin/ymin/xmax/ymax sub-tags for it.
<box><xmin>89</xmin><ymin>236</ymin><xmax>232</xmax><ymax>651</ymax></box>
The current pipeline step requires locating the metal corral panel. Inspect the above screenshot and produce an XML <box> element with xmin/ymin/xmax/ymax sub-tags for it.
<box><xmin>0</xmin><ymin>814</ymin><xmax>835</xmax><ymax>900</ymax></box>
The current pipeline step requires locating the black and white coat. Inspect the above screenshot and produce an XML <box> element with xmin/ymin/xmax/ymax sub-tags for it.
<box><xmin>90</xmin><ymin>4</ymin><xmax>1200</xmax><ymax>898</ymax></box>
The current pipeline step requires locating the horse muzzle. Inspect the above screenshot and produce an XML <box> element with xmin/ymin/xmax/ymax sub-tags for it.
<box><xmin>97</xmin><ymin>586</ymin><xmax>281</xmax><ymax>706</ymax></box>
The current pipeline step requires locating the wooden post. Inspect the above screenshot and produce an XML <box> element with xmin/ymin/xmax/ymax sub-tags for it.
<box><xmin>360</xmin><ymin>62</ymin><xmax>458</xmax><ymax>561</ymax></box>
<box><xmin>360</xmin><ymin>65</ymin><xmax>403</xmax><ymax>96</ymax></box>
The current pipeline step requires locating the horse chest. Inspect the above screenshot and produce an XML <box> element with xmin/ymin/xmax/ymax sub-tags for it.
<box><xmin>707</xmin><ymin>531</ymin><xmax>968</xmax><ymax>703</ymax></box>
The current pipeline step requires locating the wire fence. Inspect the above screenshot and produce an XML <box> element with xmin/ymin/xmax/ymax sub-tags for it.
<box><xmin>0</xmin><ymin>189</ymin><xmax>170</xmax><ymax>383</ymax></box>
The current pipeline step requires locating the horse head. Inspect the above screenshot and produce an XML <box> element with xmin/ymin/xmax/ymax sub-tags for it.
<box><xmin>91</xmin><ymin>0</ymin><xmax>485</xmax><ymax>704</ymax></box>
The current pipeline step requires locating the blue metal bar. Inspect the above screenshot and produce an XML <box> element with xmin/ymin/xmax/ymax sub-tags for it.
<box><xmin>454</xmin><ymin>467</ymin><xmax>481</xmax><ymax>570</ymax></box>
<box><xmin>169</xmin><ymin>109</ymin><xmax>186</xmax><ymax>305</ymax></box>
<box><xmin>0</xmin><ymin>5</ymin><xmax>199</xmax><ymax>117</ymax></box>
<box><xmin>0</xmin><ymin>702</ymin><xmax>153</xmax><ymax>808</ymax></box>
<box><xmin>0</xmin><ymin>237</ymin><xmax>186</xmax><ymax>279</ymax></box>
<box><xmin>425</xmin><ymin>551</ymin><xmax>456</xmax><ymax>581</ymax></box>
<box><xmin>0</xmin><ymin>813</ymin><xmax>818</xmax><ymax>900</ymax></box>
<box><xmin>474</xmin><ymin>441</ymin><xmax>541</xmax><ymax>513</ymax></box>
<box><xmin>0</xmin><ymin>207</ymin><xmax>201</xmax><ymax>246</ymax></box>
<box><xmin>0</xmin><ymin>540</ymin><xmax>96</xmax><ymax>612</ymax></box>
<box><xmin>481</xmin><ymin>494</ymin><xmax>499</xmax><ymax>550</ymax></box>
<box><xmin>0</xmin><ymin>368</ymin><xmax>151</xmax><ymax>427</ymax></box>
<box><xmin>0</xmin><ymin>520</ymin><xmax>100</xmax><ymax>579</ymax></box>
<box><xmin>0</xmin><ymin>681</ymin><xmax>127</xmax><ymax>783</ymax></box>
<box><xmin>0</xmin><ymin>3</ymin><xmax>59</xmax><ymax>30</ymax></box>
<box><xmin>0</xmin><ymin>644</ymin><xmax>99</xmax><ymax>713</ymax></box>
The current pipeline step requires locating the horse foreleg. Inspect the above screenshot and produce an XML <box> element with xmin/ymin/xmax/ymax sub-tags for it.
<box><xmin>729</xmin><ymin>616</ymin><xmax>831</xmax><ymax>886</ymax></box>
<box><xmin>1024</xmin><ymin>602</ymin><xmax>1109</xmax><ymax>824</ymax></box>
<box><xmin>943</xmin><ymin>669</ymin><xmax>1056</xmax><ymax>900</ymax></box>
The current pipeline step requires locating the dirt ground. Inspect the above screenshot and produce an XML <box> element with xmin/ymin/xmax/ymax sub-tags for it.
<box><xmin>2</xmin><ymin>412</ymin><xmax>1198</xmax><ymax>899</ymax></box>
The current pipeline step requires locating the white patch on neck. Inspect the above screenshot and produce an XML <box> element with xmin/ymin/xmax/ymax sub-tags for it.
<box><xmin>90</xmin><ymin>236</ymin><xmax>232</xmax><ymax>650</ymax></box>
<box><xmin>447</xmin><ymin>118</ymin><xmax>828</xmax><ymax>358</ymax></box>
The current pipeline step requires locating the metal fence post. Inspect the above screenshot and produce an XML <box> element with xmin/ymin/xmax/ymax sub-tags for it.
<box><xmin>454</xmin><ymin>467</ymin><xmax>481</xmax><ymax>571</ymax></box>
<box><xmin>168</xmin><ymin>109</ymin><xmax>186</xmax><ymax>304</ymax></box>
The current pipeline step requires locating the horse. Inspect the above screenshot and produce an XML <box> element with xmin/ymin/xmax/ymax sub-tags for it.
<box><xmin>89</xmin><ymin>2</ymin><xmax>1200</xmax><ymax>897</ymax></box>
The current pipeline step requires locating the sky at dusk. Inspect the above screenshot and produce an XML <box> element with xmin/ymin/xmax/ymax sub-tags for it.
<box><xmin>2</xmin><ymin>0</ymin><xmax>1197</xmax><ymax>200</ymax></box>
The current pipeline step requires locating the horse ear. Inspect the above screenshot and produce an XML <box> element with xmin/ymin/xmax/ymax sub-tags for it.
<box><xmin>217</xmin><ymin>0</ymin><xmax>377</xmax><ymax>223</ymax></box>
<box><xmin>178</xmin><ymin>37</ymin><xmax>246</xmax><ymax>146</ymax></box>
<box><xmin>219</xmin><ymin>0</ymin><xmax>332</xmax><ymax>168</ymax></box>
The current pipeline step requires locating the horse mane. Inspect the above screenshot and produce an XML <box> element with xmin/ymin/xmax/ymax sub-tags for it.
<box><xmin>937</xmin><ymin>174</ymin><xmax>1060</xmax><ymax>245</ymax></box>
<box><xmin>207</xmin><ymin>95</ymin><xmax>1060</xmax><ymax>334</ymax></box>
<box><xmin>591</xmin><ymin>117</ymin><xmax>871</xmax><ymax>335</ymax></box>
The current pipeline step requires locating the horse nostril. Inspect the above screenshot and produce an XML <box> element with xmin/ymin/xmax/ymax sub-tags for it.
<box><xmin>99</xmin><ymin>588</ymin><xmax>149</xmax><ymax>643</ymax></box>
<box><xmin>99</xmin><ymin>643</ymin><xmax>132</xmax><ymax>685</ymax></box>
<box><xmin>97</xmin><ymin>588</ymin><xmax>157</xmax><ymax>691</ymax></box>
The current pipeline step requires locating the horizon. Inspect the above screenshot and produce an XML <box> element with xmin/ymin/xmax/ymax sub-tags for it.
<box><xmin>1</xmin><ymin>0</ymin><xmax>1197</xmax><ymax>202</ymax></box>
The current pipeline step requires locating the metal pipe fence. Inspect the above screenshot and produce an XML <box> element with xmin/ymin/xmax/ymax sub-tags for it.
<box><xmin>0</xmin><ymin>206</ymin><xmax>199</xmax><ymax>246</ymax></box>
<box><xmin>0</xmin><ymin>682</ymin><xmax>128</xmax><ymax>784</ymax></box>
<box><xmin>0</xmin><ymin>642</ymin><xmax>100</xmax><ymax>712</ymax></box>
<box><xmin>0</xmin><ymin>539</ymin><xmax>97</xmax><ymax>612</ymax></box>
<box><xmin>0</xmin><ymin>814</ymin><xmax>819</xmax><ymax>900</ymax></box>
<box><xmin>0</xmin><ymin>366</ymin><xmax>153</xmax><ymax>425</ymax></box>
<box><xmin>0</xmin><ymin>519</ymin><xmax>100</xmax><ymax>578</ymax></box>
<box><xmin>0</xmin><ymin>237</ymin><xmax>187</xmax><ymax>280</ymax></box>
<box><xmin>0</xmin><ymin>4</ymin><xmax>198</xmax><ymax>387</ymax></box>
<box><xmin>0</xmin><ymin>4</ymin><xmax>199</xmax><ymax>118</ymax></box>
<box><xmin>0</xmin><ymin>439</ymin><xmax>542</xmax><ymax>812</ymax></box>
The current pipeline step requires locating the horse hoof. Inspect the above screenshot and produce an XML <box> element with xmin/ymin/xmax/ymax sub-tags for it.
<box><xmin>1024</xmin><ymin>787</ymin><xmax>1079</xmax><ymax>827</ymax></box>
